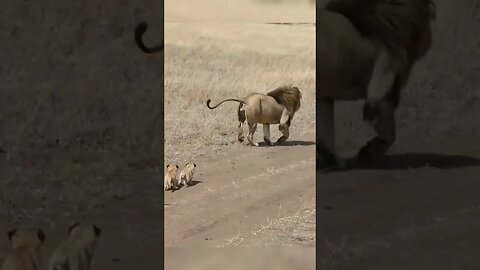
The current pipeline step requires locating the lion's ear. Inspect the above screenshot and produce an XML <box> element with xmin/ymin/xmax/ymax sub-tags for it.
<box><xmin>176</xmin><ymin>165</ymin><xmax>179</xmax><ymax>169</ymax></box>
<box><xmin>167</xmin><ymin>164</ymin><xmax>170</xmax><ymax>168</ymax></box>
<box><xmin>194</xmin><ymin>163</ymin><xmax>197</xmax><ymax>167</ymax></box>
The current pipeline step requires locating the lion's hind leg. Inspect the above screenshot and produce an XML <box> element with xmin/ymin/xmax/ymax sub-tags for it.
<box><xmin>247</xmin><ymin>122</ymin><xmax>258</xmax><ymax>146</ymax></box>
<box><xmin>237</xmin><ymin>122</ymin><xmax>245</xmax><ymax>143</ymax></box>
<box><xmin>237</xmin><ymin>103</ymin><xmax>246</xmax><ymax>143</ymax></box>
<box><xmin>263</xmin><ymin>124</ymin><xmax>272</xmax><ymax>146</ymax></box>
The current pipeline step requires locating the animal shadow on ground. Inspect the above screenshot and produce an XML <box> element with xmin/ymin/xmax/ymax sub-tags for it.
<box><xmin>344</xmin><ymin>153</ymin><xmax>480</xmax><ymax>171</ymax></box>
<box><xmin>257</xmin><ymin>140</ymin><xmax>315</xmax><ymax>147</ymax></box>
<box><xmin>186</xmin><ymin>180</ymin><xmax>202</xmax><ymax>187</ymax></box>
<box><xmin>170</xmin><ymin>180</ymin><xmax>203</xmax><ymax>192</ymax></box>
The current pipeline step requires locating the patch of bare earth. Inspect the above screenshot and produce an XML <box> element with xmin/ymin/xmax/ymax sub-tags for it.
<box><xmin>221</xmin><ymin>200</ymin><xmax>315</xmax><ymax>247</ymax></box>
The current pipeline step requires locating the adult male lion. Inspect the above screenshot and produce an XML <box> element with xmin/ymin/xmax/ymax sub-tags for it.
<box><xmin>207</xmin><ymin>85</ymin><xmax>302</xmax><ymax>146</ymax></box>
<box><xmin>134</xmin><ymin>21</ymin><xmax>164</xmax><ymax>53</ymax></box>
<box><xmin>316</xmin><ymin>0</ymin><xmax>437</xmax><ymax>170</ymax></box>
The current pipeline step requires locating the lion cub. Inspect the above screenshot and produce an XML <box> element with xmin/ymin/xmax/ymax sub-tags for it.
<box><xmin>1</xmin><ymin>228</ymin><xmax>46</xmax><ymax>270</ymax></box>
<box><xmin>164</xmin><ymin>164</ymin><xmax>179</xmax><ymax>191</ymax></box>
<box><xmin>47</xmin><ymin>223</ymin><xmax>101</xmax><ymax>270</ymax></box>
<box><xmin>179</xmin><ymin>162</ymin><xmax>197</xmax><ymax>187</ymax></box>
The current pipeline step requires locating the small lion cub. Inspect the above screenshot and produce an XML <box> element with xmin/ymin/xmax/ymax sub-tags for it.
<box><xmin>179</xmin><ymin>162</ymin><xmax>197</xmax><ymax>187</ymax></box>
<box><xmin>48</xmin><ymin>222</ymin><xmax>101</xmax><ymax>270</ymax></box>
<box><xmin>164</xmin><ymin>164</ymin><xmax>179</xmax><ymax>191</ymax></box>
<box><xmin>1</xmin><ymin>228</ymin><xmax>46</xmax><ymax>270</ymax></box>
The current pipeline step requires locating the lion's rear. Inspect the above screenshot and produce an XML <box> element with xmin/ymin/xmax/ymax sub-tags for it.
<box><xmin>243</xmin><ymin>95</ymin><xmax>283</xmax><ymax>124</ymax></box>
<box><xmin>317</xmin><ymin>9</ymin><xmax>377</xmax><ymax>100</ymax></box>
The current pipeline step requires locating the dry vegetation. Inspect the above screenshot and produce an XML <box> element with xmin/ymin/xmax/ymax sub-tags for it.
<box><xmin>164</xmin><ymin>23</ymin><xmax>315</xmax><ymax>166</ymax></box>
<box><xmin>165</xmin><ymin>0</ymin><xmax>315</xmax><ymax>23</ymax></box>
<box><xmin>220</xmin><ymin>198</ymin><xmax>316</xmax><ymax>247</ymax></box>
<box><xmin>0</xmin><ymin>2</ymin><xmax>164</xmax><ymax>268</ymax></box>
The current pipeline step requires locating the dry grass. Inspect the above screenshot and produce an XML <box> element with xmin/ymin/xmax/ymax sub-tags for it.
<box><xmin>165</xmin><ymin>0</ymin><xmax>315</xmax><ymax>23</ymax></box>
<box><xmin>220</xmin><ymin>198</ymin><xmax>316</xmax><ymax>247</ymax></box>
<box><xmin>164</xmin><ymin>23</ymin><xmax>315</xmax><ymax>165</ymax></box>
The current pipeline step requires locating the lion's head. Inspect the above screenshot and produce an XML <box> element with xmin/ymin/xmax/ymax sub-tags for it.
<box><xmin>267</xmin><ymin>85</ymin><xmax>302</xmax><ymax>116</ymax></box>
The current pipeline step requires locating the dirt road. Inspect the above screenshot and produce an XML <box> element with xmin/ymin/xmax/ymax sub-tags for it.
<box><xmin>164</xmin><ymin>134</ymin><xmax>316</xmax><ymax>247</ymax></box>
<box><xmin>318</xmin><ymin>150</ymin><xmax>480</xmax><ymax>269</ymax></box>
<box><xmin>317</xmin><ymin>0</ymin><xmax>480</xmax><ymax>268</ymax></box>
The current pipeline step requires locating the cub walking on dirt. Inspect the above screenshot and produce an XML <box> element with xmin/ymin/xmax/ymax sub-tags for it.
<box><xmin>47</xmin><ymin>223</ymin><xmax>101</xmax><ymax>270</ymax></box>
<box><xmin>179</xmin><ymin>162</ymin><xmax>197</xmax><ymax>187</ymax></box>
<box><xmin>164</xmin><ymin>164</ymin><xmax>179</xmax><ymax>191</ymax></box>
<box><xmin>1</xmin><ymin>228</ymin><xmax>46</xmax><ymax>270</ymax></box>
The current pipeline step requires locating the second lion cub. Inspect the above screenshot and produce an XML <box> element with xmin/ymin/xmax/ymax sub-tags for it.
<box><xmin>47</xmin><ymin>222</ymin><xmax>101</xmax><ymax>270</ymax></box>
<box><xmin>179</xmin><ymin>162</ymin><xmax>197</xmax><ymax>187</ymax></box>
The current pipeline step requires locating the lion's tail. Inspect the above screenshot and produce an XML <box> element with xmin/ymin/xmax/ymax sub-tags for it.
<box><xmin>206</xmin><ymin>98</ymin><xmax>245</xmax><ymax>110</ymax></box>
<box><xmin>135</xmin><ymin>21</ymin><xmax>164</xmax><ymax>54</ymax></box>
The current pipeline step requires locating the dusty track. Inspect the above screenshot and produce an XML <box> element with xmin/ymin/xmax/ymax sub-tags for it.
<box><xmin>318</xmin><ymin>152</ymin><xmax>480</xmax><ymax>269</ymax></box>
<box><xmin>165</xmin><ymin>134</ymin><xmax>316</xmax><ymax>247</ymax></box>
<box><xmin>317</xmin><ymin>0</ymin><xmax>480</xmax><ymax>268</ymax></box>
